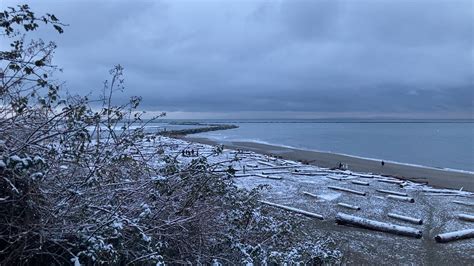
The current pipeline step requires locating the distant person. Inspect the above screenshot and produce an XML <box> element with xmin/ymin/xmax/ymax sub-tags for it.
<box><xmin>381</xmin><ymin>160</ymin><xmax>385</xmax><ymax>166</ymax></box>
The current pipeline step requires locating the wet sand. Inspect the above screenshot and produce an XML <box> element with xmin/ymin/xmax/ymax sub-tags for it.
<box><xmin>185</xmin><ymin>136</ymin><xmax>474</xmax><ymax>192</ymax></box>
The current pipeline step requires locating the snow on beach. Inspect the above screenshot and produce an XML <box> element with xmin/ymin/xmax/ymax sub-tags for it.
<box><xmin>139</xmin><ymin>136</ymin><xmax>474</xmax><ymax>264</ymax></box>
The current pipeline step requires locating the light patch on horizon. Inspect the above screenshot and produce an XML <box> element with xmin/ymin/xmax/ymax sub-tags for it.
<box><xmin>5</xmin><ymin>0</ymin><xmax>474</xmax><ymax>118</ymax></box>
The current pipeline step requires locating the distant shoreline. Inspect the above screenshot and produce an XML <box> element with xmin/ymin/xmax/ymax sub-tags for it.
<box><xmin>158</xmin><ymin>124</ymin><xmax>238</xmax><ymax>136</ymax></box>
<box><xmin>184</xmin><ymin>136</ymin><xmax>474</xmax><ymax>192</ymax></box>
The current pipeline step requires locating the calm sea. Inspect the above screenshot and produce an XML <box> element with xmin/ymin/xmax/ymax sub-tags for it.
<box><xmin>186</xmin><ymin>120</ymin><xmax>474</xmax><ymax>172</ymax></box>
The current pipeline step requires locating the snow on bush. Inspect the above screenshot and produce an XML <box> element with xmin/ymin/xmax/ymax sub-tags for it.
<box><xmin>0</xmin><ymin>5</ymin><xmax>341</xmax><ymax>264</ymax></box>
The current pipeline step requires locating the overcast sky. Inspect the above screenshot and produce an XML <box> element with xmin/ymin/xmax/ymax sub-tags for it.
<box><xmin>5</xmin><ymin>0</ymin><xmax>473</xmax><ymax>119</ymax></box>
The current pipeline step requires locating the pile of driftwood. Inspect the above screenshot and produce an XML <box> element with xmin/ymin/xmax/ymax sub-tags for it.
<box><xmin>191</xmin><ymin>144</ymin><xmax>474</xmax><ymax>244</ymax></box>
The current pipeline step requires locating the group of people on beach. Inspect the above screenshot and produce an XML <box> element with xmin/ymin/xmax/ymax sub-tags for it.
<box><xmin>182</xmin><ymin>149</ymin><xmax>199</xmax><ymax>157</ymax></box>
<box><xmin>337</xmin><ymin>160</ymin><xmax>385</xmax><ymax>170</ymax></box>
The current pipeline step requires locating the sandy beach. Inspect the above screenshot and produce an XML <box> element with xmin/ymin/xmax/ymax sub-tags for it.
<box><xmin>186</xmin><ymin>136</ymin><xmax>474</xmax><ymax>192</ymax></box>
<box><xmin>164</xmin><ymin>136</ymin><xmax>474</xmax><ymax>264</ymax></box>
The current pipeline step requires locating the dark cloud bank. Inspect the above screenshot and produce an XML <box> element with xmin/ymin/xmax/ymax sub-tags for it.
<box><xmin>7</xmin><ymin>0</ymin><xmax>473</xmax><ymax>118</ymax></box>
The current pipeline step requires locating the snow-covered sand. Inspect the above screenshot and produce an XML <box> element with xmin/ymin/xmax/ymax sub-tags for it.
<box><xmin>187</xmin><ymin>137</ymin><xmax>474</xmax><ymax>192</ymax></box>
<box><xmin>145</xmin><ymin>136</ymin><xmax>474</xmax><ymax>264</ymax></box>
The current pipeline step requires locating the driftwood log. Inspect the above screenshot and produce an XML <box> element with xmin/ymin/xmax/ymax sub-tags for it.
<box><xmin>302</xmin><ymin>191</ymin><xmax>320</xmax><ymax>198</ymax></box>
<box><xmin>399</xmin><ymin>182</ymin><xmax>410</xmax><ymax>188</ymax></box>
<box><xmin>388</xmin><ymin>213</ymin><xmax>423</xmax><ymax>225</ymax></box>
<box><xmin>248</xmin><ymin>166</ymin><xmax>302</xmax><ymax>171</ymax></box>
<box><xmin>255</xmin><ymin>174</ymin><xmax>282</xmax><ymax>180</ymax></box>
<box><xmin>351</xmin><ymin>180</ymin><xmax>370</xmax><ymax>186</ymax></box>
<box><xmin>377</xmin><ymin>179</ymin><xmax>403</xmax><ymax>185</ymax></box>
<box><xmin>257</xmin><ymin>160</ymin><xmax>276</xmax><ymax>167</ymax></box>
<box><xmin>262</xmin><ymin>171</ymin><xmax>290</xmax><ymax>175</ymax></box>
<box><xmin>234</xmin><ymin>174</ymin><xmax>254</xmax><ymax>178</ymax></box>
<box><xmin>259</xmin><ymin>200</ymin><xmax>324</xmax><ymax>220</ymax></box>
<box><xmin>376</xmin><ymin>189</ymin><xmax>408</xmax><ymax>197</ymax></box>
<box><xmin>435</xmin><ymin>229</ymin><xmax>474</xmax><ymax>243</ymax></box>
<box><xmin>457</xmin><ymin>214</ymin><xmax>474</xmax><ymax>222</ymax></box>
<box><xmin>327</xmin><ymin>176</ymin><xmax>346</xmax><ymax>181</ymax></box>
<box><xmin>356</xmin><ymin>174</ymin><xmax>376</xmax><ymax>179</ymax></box>
<box><xmin>283</xmin><ymin>160</ymin><xmax>300</xmax><ymax>166</ymax></box>
<box><xmin>293</xmin><ymin>172</ymin><xmax>326</xmax><ymax>176</ymax></box>
<box><xmin>328</xmin><ymin>186</ymin><xmax>367</xmax><ymax>196</ymax></box>
<box><xmin>422</xmin><ymin>188</ymin><xmax>473</xmax><ymax>196</ymax></box>
<box><xmin>453</xmin><ymin>200</ymin><xmax>474</xmax><ymax>207</ymax></box>
<box><xmin>337</xmin><ymin>203</ymin><xmax>361</xmax><ymax>210</ymax></box>
<box><xmin>335</xmin><ymin>213</ymin><xmax>422</xmax><ymax>238</ymax></box>
<box><xmin>424</xmin><ymin>193</ymin><xmax>464</xmax><ymax>197</ymax></box>
<box><xmin>387</xmin><ymin>195</ymin><xmax>415</xmax><ymax>203</ymax></box>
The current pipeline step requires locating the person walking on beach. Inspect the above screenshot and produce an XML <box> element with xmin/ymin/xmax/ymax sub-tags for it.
<box><xmin>381</xmin><ymin>160</ymin><xmax>385</xmax><ymax>166</ymax></box>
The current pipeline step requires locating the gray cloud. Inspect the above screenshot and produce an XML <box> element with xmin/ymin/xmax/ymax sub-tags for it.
<box><xmin>5</xmin><ymin>0</ymin><xmax>473</xmax><ymax>118</ymax></box>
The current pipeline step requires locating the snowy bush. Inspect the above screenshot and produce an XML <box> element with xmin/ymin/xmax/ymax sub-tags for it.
<box><xmin>0</xmin><ymin>5</ymin><xmax>341</xmax><ymax>264</ymax></box>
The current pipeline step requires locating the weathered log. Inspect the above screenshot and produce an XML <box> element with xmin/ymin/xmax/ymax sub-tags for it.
<box><xmin>247</xmin><ymin>166</ymin><xmax>301</xmax><ymax>171</ymax></box>
<box><xmin>453</xmin><ymin>200</ymin><xmax>474</xmax><ymax>207</ymax></box>
<box><xmin>292</xmin><ymin>172</ymin><xmax>327</xmax><ymax>176</ymax></box>
<box><xmin>296</xmin><ymin>170</ymin><xmax>327</xmax><ymax>174</ymax></box>
<box><xmin>376</xmin><ymin>189</ymin><xmax>408</xmax><ymax>197</ymax></box>
<box><xmin>356</xmin><ymin>174</ymin><xmax>376</xmax><ymax>179</ymax></box>
<box><xmin>328</xmin><ymin>186</ymin><xmax>367</xmax><ymax>196</ymax></box>
<box><xmin>399</xmin><ymin>182</ymin><xmax>409</xmax><ymax>188</ymax></box>
<box><xmin>377</xmin><ymin>179</ymin><xmax>403</xmax><ymax>185</ymax></box>
<box><xmin>337</xmin><ymin>203</ymin><xmax>361</xmax><ymax>210</ymax></box>
<box><xmin>335</xmin><ymin>213</ymin><xmax>422</xmax><ymax>238</ymax></box>
<box><xmin>255</xmin><ymin>174</ymin><xmax>282</xmax><ymax>180</ymax></box>
<box><xmin>388</xmin><ymin>213</ymin><xmax>423</xmax><ymax>225</ymax></box>
<box><xmin>422</xmin><ymin>188</ymin><xmax>473</xmax><ymax>196</ymax></box>
<box><xmin>246</xmin><ymin>164</ymin><xmax>259</xmax><ymax>168</ymax></box>
<box><xmin>423</xmin><ymin>188</ymin><xmax>457</xmax><ymax>193</ymax></box>
<box><xmin>234</xmin><ymin>174</ymin><xmax>254</xmax><ymax>178</ymax></box>
<box><xmin>257</xmin><ymin>160</ymin><xmax>276</xmax><ymax>167</ymax></box>
<box><xmin>259</xmin><ymin>200</ymin><xmax>324</xmax><ymax>220</ymax></box>
<box><xmin>230</xmin><ymin>151</ymin><xmax>253</xmax><ymax>155</ymax></box>
<box><xmin>262</xmin><ymin>171</ymin><xmax>290</xmax><ymax>175</ymax></box>
<box><xmin>264</xmin><ymin>156</ymin><xmax>278</xmax><ymax>162</ymax></box>
<box><xmin>327</xmin><ymin>176</ymin><xmax>345</xmax><ymax>181</ymax></box>
<box><xmin>457</xmin><ymin>214</ymin><xmax>474</xmax><ymax>222</ymax></box>
<box><xmin>302</xmin><ymin>191</ymin><xmax>320</xmax><ymax>198</ymax></box>
<box><xmin>435</xmin><ymin>229</ymin><xmax>474</xmax><ymax>243</ymax></box>
<box><xmin>387</xmin><ymin>195</ymin><xmax>415</xmax><ymax>203</ymax></box>
<box><xmin>351</xmin><ymin>180</ymin><xmax>370</xmax><ymax>186</ymax></box>
<box><xmin>425</xmin><ymin>193</ymin><xmax>465</xmax><ymax>197</ymax></box>
<box><xmin>283</xmin><ymin>160</ymin><xmax>300</xmax><ymax>166</ymax></box>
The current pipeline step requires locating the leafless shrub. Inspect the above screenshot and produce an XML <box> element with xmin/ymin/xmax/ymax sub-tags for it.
<box><xmin>0</xmin><ymin>5</ymin><xmax>341</xmax><ymax>264</ymax></box>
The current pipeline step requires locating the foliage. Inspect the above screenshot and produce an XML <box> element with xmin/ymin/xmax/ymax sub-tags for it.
<box><xmin>0</xmin><ymin>4</ymin><xmax>341</xmax><ymax>265</ymax></box>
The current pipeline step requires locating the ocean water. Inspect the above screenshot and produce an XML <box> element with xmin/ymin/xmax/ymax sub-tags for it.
<box><xmin>190</xmin><ymin>120</ymin><xmax>474</xmax><ymax>172</ymax></box>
